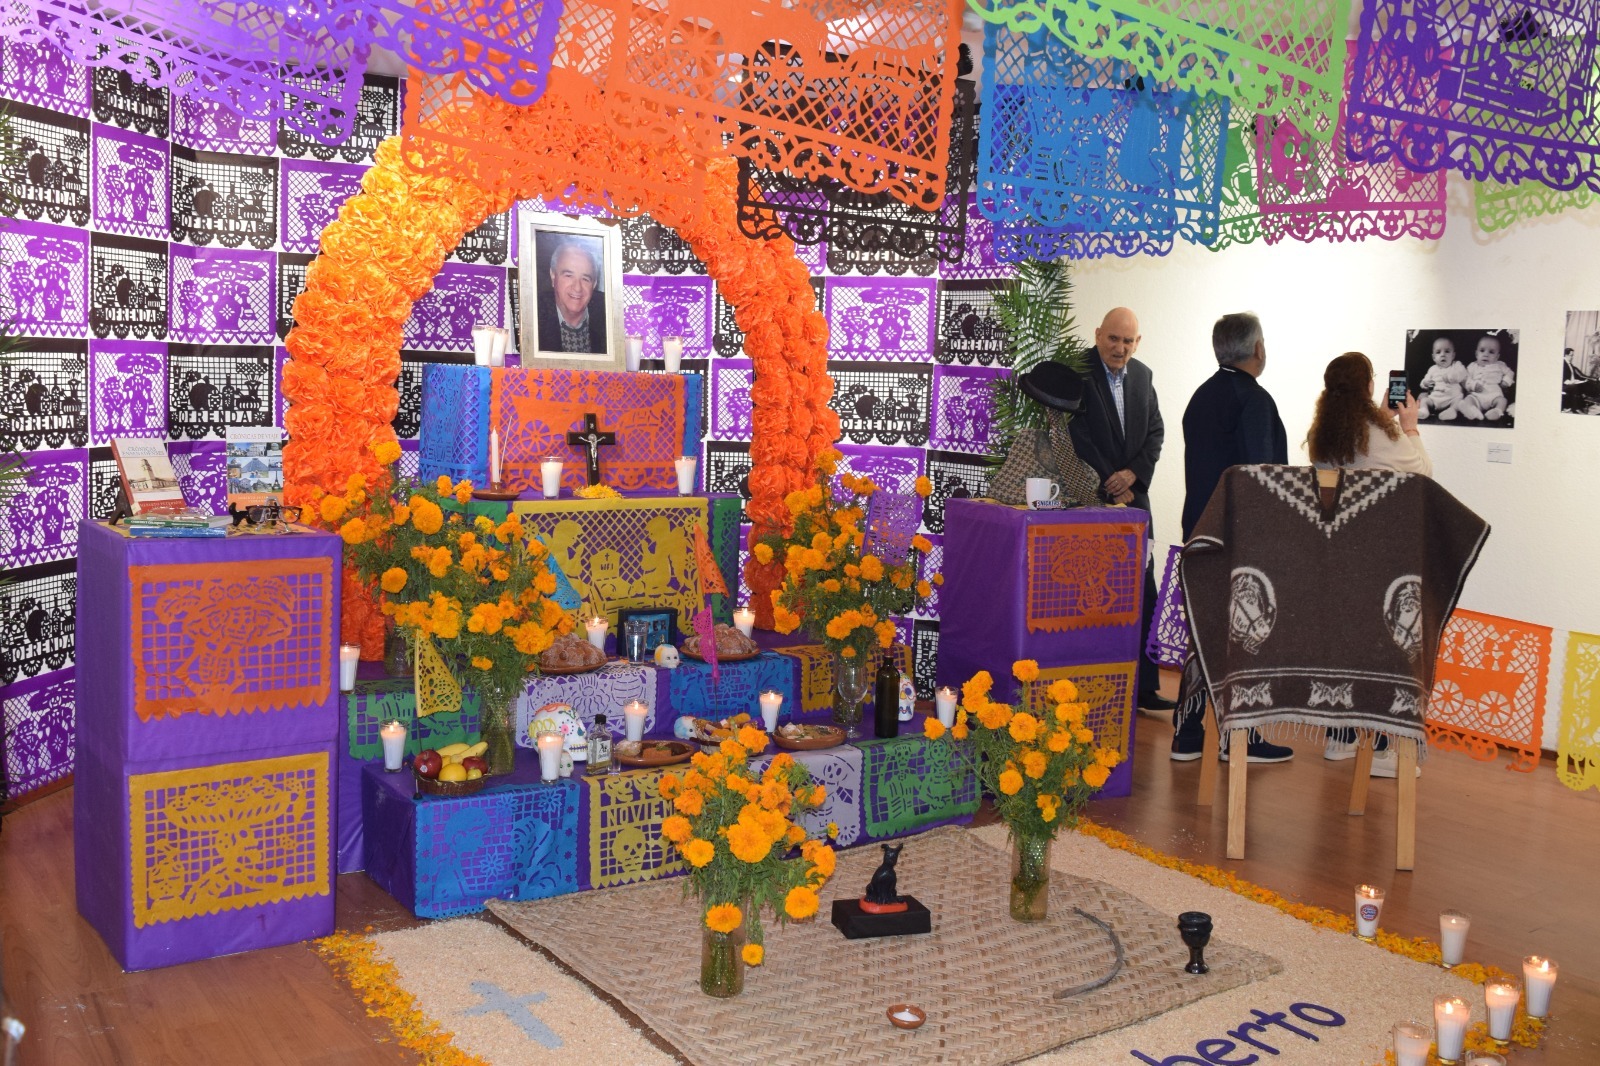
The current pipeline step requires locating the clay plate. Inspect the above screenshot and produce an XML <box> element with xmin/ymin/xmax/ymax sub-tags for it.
<box><xmin>679</xmin><ymin>646</ymin><xmax>761</xmax><ymax>663</ymax></box>
<box><xmin>773</xmin><ymin>725</ymin><xmax>846</xmax><ymax>751</ymax></box>
<box><xmin>613</xmin><ymin>740</ymin><xmax>695</xmax><ymax>768</ymax></box>
<box><xmin>886</xmin><ymin>1004</ymin><xmax>926</xmax><ymax>1030</ymax></box>
<box><xmin>470</xmin><ymin>487</ymin><xmax>521</xmax><ymax>501</ymax></box>
<box><xmin>536</xmin><ymin>658</ymin><xmax>607</xmax><ymax>675</ymax></box>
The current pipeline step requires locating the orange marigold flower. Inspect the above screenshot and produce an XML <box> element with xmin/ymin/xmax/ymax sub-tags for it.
<box><xmin>911</xmin><ymin>534</ymin><xmax>933</xmax><ymax>553</ymax></box>
<box><xmin>977</xmin><ymin>702</ymin><xmax>1012</xmax><ymax>730</ymax></box>
<box><xmin>737</xmin><ymin>724</ymin><xmax>768</xmax><ymax>752</ymax></box>
<box><xmin>1048</xmin><ymin>678</ymin><xmax>1079</xmax><ymax>703</ymax></box>
<box><xmin>754</xmin><ymin>542</ymin><xmax>774</xmax><ymax>564</ymax></box>
<box><xmin>454</xmin><ymin>483</ymin><xmax>473</xmax><ymax>505</ymax></box>
<box><xmin>859</xmin><ymin>555</ymin><xmax>884</xmax><ymax>582</ymax></box>
<box><xmin>915</xmin><ymin>579</ymin><xmax>932</xmax><ymax>598</ymax></box>
<box><xmin>785</xmin><ymin>824</ymin><xmax>806</xmax><ymax>845</ymax></box>
<box><xmin>964</xmin><ymin>671</ymin><xmax>993</xmax><ymax>700</ymax></box>
<box><xmin>1023</xmin><ymin>750</ymin><xmax>1048</xmax><ymax>778</ymax></box>
<box><xmin>661</xmin><ymin>814</ymin><xmax>692</xmax><ymax>844</ymax></box>
<box><xmin>411</xmin><ymin>498</ymin><xmax>443</xmax><ymax>535</ymax></box>
<box><xmin>808</xmin><ymin>844</ymin><xmax>837</xmax><ymax>879</ymax></box>
<box><xmin>1095</xmin><ymin>747</ymin><xmax>1122</xmax><ymax>769</ymax></box>
<box><xmin>436</xmin><ymin>475</ymin><xmax>454</xmax><ymax>494</ymax></box>
<box><xmin>427</xmin><ymin>547</ymin><xmax>452</xmax><ymax>578</ymax></box>
<box><xmin>469</xmin><ymin>655</ymin><xmax>493</xmax><ymax>669</ymax></box>
<box><xmin>705</xmin><ymin>903</ymin><xmax>743</xmax><ymax>933</ymax></box>
<box><xmin>392</xmin><ymin>503</ymin><xmax>411</xmax><ymax>525</ymax></box>
<box><xmin>784</xmin><ymin>886</ymin><xmax>820</xmax><ymax>920</ymax></box>
<box><xmin>319</xmin><ymin>495</ymin><xmax>348</xmax><ymax>524</ymax></box>
<box><xmin>371</xmin><ymin>440</ymin><xmax>402</xmax><ymax>465</ymax></box>
<box><xmin>914</xmin><ymin>475</ymin><xmax>933</xmax><ymax>498</ymax></box>
<box><xmin>727</xmin><ymin>821</ymin><xmax>773</xmax><ymax>864</ymax></box>
<box><xmin>952</xmin><ymin>721</ymin><xmax>970</xmax><ymax>740</ymax></box>
<box><xmin>1083</xmin><ymin>763</ymin><xmax>1111</xmax><ymax>789</ymax></box>
<box><xmin>840</xmin><ymin>647</ymin><xmax>856</xmax><ymax>659</ymax></box>
<box><xmin>1013</xmin><ymin>659</ymin><xmax>1040</xmax><ymax>683</ymax></box>
<box><xmin>998</xmin><ymin>767</ymin><xmax>1024</xmax><ymax>795</ymax></box>
<box><xmin>1047</xmin><ymin>730</ymin><xmax>1071</xmax><ymax>753</ymax></box>
<box><xmin>681</xmin><ymin>838</ymin><xmax>715</xmax><ymax>868</ymax></box>
<box><xmin>675</xmin><ymin>790</ymin><xmax>704</xmax><ymax>816</ymax></box>
<box><xmin>380</xmin><ymin>568</ymin><xmax>408</xmax><ymax>594</ymax></box>
<box><xmin>1009</xmin><ymin>712</ymin><xmax>1040</xmax><ymax>744</ymax></box>
<box><xmin>339</xmin><ymin>518</ymin><xmax>368</xmax><ymax>545</ymax></box>
<box><xmin>742</xmin><ymin>943</ymin><xmax>764</xmax><ymax>966</ymax></box>
<box><xmin>718</xmin><ymin>738</ymin><xmax>748</xmax><ymax>761</ymax></box>
<box><xmin>924</xmin><ymin>716</ymin><xmax>946</xmax><ymax>740</ymax></box>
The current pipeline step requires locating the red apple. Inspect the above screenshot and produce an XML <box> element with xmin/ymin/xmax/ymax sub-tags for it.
<box><xmin>414</xmin><ymin>749</ymin><xmax>443</xmax><ymax>778</ymax></box>
<box><xmin>461</xmin><ymin>756</ymin><xmax>488</xmax><ymax>775</ymax></box>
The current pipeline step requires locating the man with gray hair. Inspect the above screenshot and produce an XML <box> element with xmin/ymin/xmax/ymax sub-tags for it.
<box><xmin>537</xmin><ymin>238</ymin><xmax>608</xmax><ymax>354</ymax></box>
<box><xmin>1173</xmin><ymin>311</ymin><xmax>1291</xmax><ymax>763</ymax></box>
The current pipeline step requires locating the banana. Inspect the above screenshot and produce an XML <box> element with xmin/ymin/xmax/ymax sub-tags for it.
<box><xmin>463</xmin><ymin>741</ymin><xmax>488</xmax><ymax>759</ymax></box>
<box><xmin>437</xmin><ymin>742</ymin><xmax>471</xmax><ymax>759</ymax></box>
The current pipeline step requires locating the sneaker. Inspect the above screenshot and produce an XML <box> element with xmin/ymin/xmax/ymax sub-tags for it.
<box><xmin>1220</xmin><ymin>733</ymin><xmax>1295</xmax><ymax>764</ymax></box>
<box><xmin>1324</xmin><ymin>738</ymin><xmax>1357</xmax><ymax>761</ymax></box>
<box><xmin>1368</xmin><ymin>750</ymin><xmax>1421</xmax><ymax>778</ymax></box>
<box><xmin>1170</xmin><ymin>730</ymin><xmax>1205</xmax><ymax>762</ymax></box>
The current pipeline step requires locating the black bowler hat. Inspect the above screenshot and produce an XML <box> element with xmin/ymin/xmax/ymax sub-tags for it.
<box><xmin>1018</xmin><ymin>361</ymin><xmax>1085</xmax><ymax>412</ymax></box>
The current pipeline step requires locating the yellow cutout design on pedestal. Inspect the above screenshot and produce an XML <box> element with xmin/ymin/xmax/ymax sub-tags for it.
<box><xmin>1022</xmin><ymin>662</ymin><xmax>1137</xmax><ymax>761</ymax></box>
<box><xmin>414</xmin><ymin>635</ymin><xmax>462</xmax><ymax>718</ymax></box>
<box><xmin>1558</xmin><ymin>631</ymin><xmax>1600</xmax><ymax>793</ymax></box>
<box><xmin>130</xmin><ymin>752</ymin><xmax>329</xmax><ymax>928</ymax></box>
<box><xmin>513</xmin><ymin>497</ymin><xmax>708</xmax><ymax>625</ymax></box>
<box><xmin>782</xmin><ymin>643</ymin><xmax>912</xmax><ymax>713</ymax></box>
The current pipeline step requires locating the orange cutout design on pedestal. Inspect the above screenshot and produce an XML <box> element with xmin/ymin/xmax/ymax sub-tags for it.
<box><xmin>1024</xmin><ymin>523</ymin><xmax>1143</xmax><ymax>634</ymax></box>
<box><xmin>1427</xmin><ymin>608</ymin><xmax>1551</xmax><ymax>773</ymax></box>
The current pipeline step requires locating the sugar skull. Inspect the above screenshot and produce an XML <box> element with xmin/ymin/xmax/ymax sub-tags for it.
<box><xmin>529</xmin><ymin>701</ymin><xmax>589</xmax><ymax>760</ymax></box>
<box><xmin>654</xmin><ymin>643</ymin><xmax>681</xmax><ymax>669</ymax></box>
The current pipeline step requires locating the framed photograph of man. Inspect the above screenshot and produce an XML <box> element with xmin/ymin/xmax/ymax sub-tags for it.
<box><xmin>517</xmin><ymin>214</ymin><xmax>625</xmax><ymax>371</ymax></box>
<box><xmin>1562</xmin><ymin>311</ymin><xmax>1600</xmax><ymax>415</ymax></box>
<box><xmin>1403</xmin><ymin>328</ymin><xmax>1519</xmax><ymax>428</ymax></box>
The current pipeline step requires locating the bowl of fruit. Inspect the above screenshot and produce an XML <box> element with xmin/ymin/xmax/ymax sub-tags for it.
<box><xmin>413</xmin><ymin>740</ymin><xmax>491</xmax><ymax>797</ymax></box>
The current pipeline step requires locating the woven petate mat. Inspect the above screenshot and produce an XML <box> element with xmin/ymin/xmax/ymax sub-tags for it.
<box><xmin>484</xmin><ymin>826</ymin><xmax>1281</xmax><ymax>1065</ymax></box>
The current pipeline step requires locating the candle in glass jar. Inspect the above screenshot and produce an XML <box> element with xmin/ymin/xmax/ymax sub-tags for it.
<box><xmin>380</xmin><ymin>720</ymin><xmax>407</xmax><ymax>772</ymax></box>
<box><xmin>935</xmin><ymin>686</ymin><xmax>958</xmax><ymax>727</ymax></box>
<box><xmin>1392</xmin><ymin>1021</ymin><xmax>1432</xmax><ymax>1066</ymax></box>
<box><xmin>489</xmin><ymin>326</ymin><xmax>509</xmax><ymax>367</ymax></box>
<box><xmin>733</xmin><ymin>606</ymin><xmax>755</xmax><ymax>637</ymax></box>
<box><xmin>662</xmin><ymin>336</ymin><xmax>683</xmax><ymax>373</ymax></box>
<box><xmin>1439</xmin><ymin>910</ymin><xmax>1470</xmax><ymax>967</ymax></box>
<box><xmin>623</xmin><ymin>700</ymin><xmax>648</xmax><ymax>742</ymax></box>
<box><xmin>625</xmin><ymin>334</ymin><xmax>644</xmax><ymax>372</ymax></box>
<box><xmin>585</xmin><ymin>615</ymin><xmax>608</xmax><ymax>651</ymax></box>
<box><xmin>1433</xmin><ymin>995</ymin><xmax>1470</xmax><ymax>1063</ymax></box>
<box><xmin>537</xmin><ymin>732</ymin><xmax>563</xmax><ymax>782</ymax></box>
<box><xmin>339</xmin><ymin>643</ymin><xmax>360</xmax><ymax>692</ymax></box>
<box><xmin>674</xmin><ymin>455</ymin><xmax>697</xmax><ymax>495</ymax></box>
<box><xmin>540</xmin><ymin>456</ymin><xmax>563</xmax><ymax>498</ymax></box>
<box><xmin>1483</xmin><ymin>981</ymin><xmax>1519</xmax><ymax>1042</ymax></box>
<box><xmin>1354</xmin><ymin>884</ymin><xmax>1385</xmax><ymax>940</ymax></box>
<box><xmin>759</xmin><ymin>690</ymin><xmax>783</xmax><ymax>732</ymax></box>
<box><xmin>1522</xmin><ymin>956</ymin><xmax>1557</xmax><ymax>1018</ymax></box>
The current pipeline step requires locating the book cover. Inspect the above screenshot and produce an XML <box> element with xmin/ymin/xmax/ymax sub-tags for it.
<box><xmin>110</xmin><ymin>437</ymin><xmax>187</xmax><ymax>514</ymax></box>
<box><xmin>226</xmin><ymin>426</ymin><xmax>285</xmax><ymax>509</ymax></box>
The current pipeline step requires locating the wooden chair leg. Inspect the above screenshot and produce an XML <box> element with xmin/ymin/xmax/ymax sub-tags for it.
<box><xmin>1226</xmin><ymin>728</ymin><xmax>1249</xmax><ymax>860</ymax></box>
<box><xmin>1197</xmin><ymin>700</ymin><xmax>1220</xmax><ymax>806</ymax></box>
<box><xmin>1396</xmin><ymin>738</ymin><xmax>1418</xmax><ymax>871</ymax></box>
<box><xmin>1348</xmin><ymin>739</ymin><xmax>1374</xmax><ymax>816</ymax></box>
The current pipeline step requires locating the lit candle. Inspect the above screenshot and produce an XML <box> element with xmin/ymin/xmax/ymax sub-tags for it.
<box><xmin>674</xmin><ymin>455</ymin><xmax>697</xmax><ymax>495</ymax></box>
<box><xmin>625</xmin><ymin>334</ymin><xmax>643</xmax><ymax>372</ymax></box>
<box><xmin>1483</xmin><ymin>980</ymin><xmax>1519</xmax><ymax>1042</ymax></box>
<box><xmin>1354</xmin><ymin>884</ymin><xmax>1385</xmax><ymax>941</ymax></box>
<box><xmin>540</xmin><ymin>456</ymin><xmax>563</xmax><ymax>499</ymax></box>
<box><xmin>759</xmin><ymin>690</ymin><xmax>782</xmax><ymax>732</ymax></box>
<box><xmin>536</xmin><ymin>732</ymin><xmax>563</xmax><ymax>782</ymax></box>
<box><xmin>471</xmin><ymin>324</ymin><xmax>495</xmax><ymax>366</ymax></box>
<box><xmin>1433</xmin><ymin>995</ymin><xmax>1470</xmax><ymax>1063</ymax></box>
<box><xmin>733</xmin><ymin>606</ymin><xmax>755</xmax><ymax>637</ymax></box>
<box><xmin>1439</xmin><ymin>910</ymin><xmax>1470</xmax><ymax>967</ymax></box>
<box><xmin>380</xmin><ymin>719</ymin><xmax>407</xmax><ymax>772</ymax></box>
<box><xmin>662</xmin><ymin>336</ymin><xmax>683</xmax><ymax>373</ymax></box>
<box><xmin>489</xmin><ymin>427</ymin><xmax>501</xmax><ymax>486</ymax></box>
<box><xmin>935</xmin><ymin>686</ymin><xmax>958</xmax><ymax>727</ymax></box>
<box><xmin>1522</xmin><ymin>956</ymin><xmax>1558</xmax><ymax>1018</ymax></box>
<box><xmin>585</xmin><ymin>615</ymin><xmax>608</xmax><ymax>651</ymax></box>
<box><xmin>623</xmin><ymin>699</ymin><xmax>648</xmax><ymax>742</ymax></box>
<box><xmin>338</xmin><ymin>643</ymin><xmax>360</xmax><ymax>692</ymax></box>
<box><xmin>1392</xmin><ymin>1021</ymin><xmax>1432</xmax><ymax>1066</ymax></box>
<box><xmin>489</xmin><ymin>326</ymin><xmax>509</xmax><ymax>367</ymax></box>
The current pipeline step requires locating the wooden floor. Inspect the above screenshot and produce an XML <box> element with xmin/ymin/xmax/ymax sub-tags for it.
<box><xmin>4</xmin><ymin>696</ymin><xmax>1598</xmax><ymax>1065</ymax></box>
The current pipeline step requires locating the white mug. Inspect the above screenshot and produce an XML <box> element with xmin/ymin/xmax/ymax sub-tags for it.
<box><xmin>1024</xmin><ymin>478</ymin><xmax>1060</xmax><ymax>509</ymax></box>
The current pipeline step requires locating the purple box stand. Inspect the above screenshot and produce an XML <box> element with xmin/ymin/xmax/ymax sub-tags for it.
<box><xmin>938</xmin><ymin>499</ymin><xmax>1148</xmax><ymax>798</ymax></box>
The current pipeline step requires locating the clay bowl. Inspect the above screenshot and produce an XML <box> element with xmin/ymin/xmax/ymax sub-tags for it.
<box><xmin>886</xmin><ymin>1004</ymin><xmax>926</xmax><ymax>1030</ymax></box>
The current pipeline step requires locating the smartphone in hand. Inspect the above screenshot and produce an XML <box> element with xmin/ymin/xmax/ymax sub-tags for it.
<box><xmin>1387</xmin><ymin>370</ymin><xmax>1408</xmax><ymax>409</ymax></box>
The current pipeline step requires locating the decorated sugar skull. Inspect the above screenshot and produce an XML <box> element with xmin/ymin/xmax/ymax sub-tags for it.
<box><xmin>654</xmin><ymin>643</ymin><xmax>681</xmax><ymax>669</ymax></box>
<box><xmin>529</xmin><ymin>701</ymin><xmax>589</xmax><ymax>760</ymax></box>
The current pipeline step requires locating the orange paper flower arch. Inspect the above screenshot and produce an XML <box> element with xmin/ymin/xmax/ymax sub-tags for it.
<box><xmin>283</xmin><ymin>69</ymin><xmax>833</xmax><ymax>648</ymax></box>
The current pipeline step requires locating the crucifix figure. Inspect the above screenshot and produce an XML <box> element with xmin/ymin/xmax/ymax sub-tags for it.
<box><xmin>566</xmin><ymin>412</ymin><xmax>617</xmax><ymax>486</ymax></box>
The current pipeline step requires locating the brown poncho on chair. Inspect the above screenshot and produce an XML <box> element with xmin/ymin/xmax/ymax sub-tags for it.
<box><xmin>1178</xmin><ymin>466</ymin><xmax>1489</xmax><ymax>751</ymax></box>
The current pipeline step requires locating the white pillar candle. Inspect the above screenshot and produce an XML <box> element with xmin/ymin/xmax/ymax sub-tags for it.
<box><xmin>537</xmin><ymin>732</ymin><xmax>563</xmax><ymax>782</ymax></box>
<box><xmin>759</xmin><ymin>690</ymin><xmax>782</xmax><ymax>732</ymax></box>
<box><xmin>1433</xmin><ymin>995</ymin><xmax>1470</xmax><ymax>1063</ymax></box>
<box><xmin>1483</xmin><ymin>981</ymin><xmax>1519</xmax><ymax>1042</ymax></box>
<box><xmin>1522</xmin><ymin>956</ymin><xmax>1557</xmax><ymax>1018</ymax></box>
<box><xmin>1392</xmin><ymin>1021</ymin><xmax>1432</xmax><ymax>1066</ymax></box>
<box><xmin>489</xmin><ymin>327</ymin><xmax>509</xmax><ymax>367</ymax></box>
<box><xmin>732</xmin><ymin>606</ymin><xmax>755</xmax><ymax>637</ymax></box>
<box><xmin>1355</xmin><ymin>884</ymin><xmax>1385</xmax><ymax>940</ymax></box>
<box><xmin>674</xmin><ymin>455</ymin><xmax>697</xmax><ymax>495</ymax></box>
<box><xmin>471</xmin><ymin>325</ymin><xmax>495</xmax><ymax>366</ymax></box>
<box><xmin>1439</xmin><ymin>910</ymin><xmax>1470</xmax><ymax>967</ymax></box>
<box><xmin>380</xmin><ymin>720</ymin><xmax>407</xmax><ymax>772</ymax></box>
<box><xmin>623</xmin><ymin>700</ymin><xmax>648</xmax><ymax>742</ymax></box>
<box><xmin>935</xmin><ymin>686</ymin><xmax>958</xmax><ymax>727</ymax></box>
<box><xmin>585</xmin><ymin>615</ymin><xmax>608</xmax><ymax>650</ymax></box>
<box><xmin>488</xmin><ymin>427</ymin><xmax>501</xmax><ymax>485</ymax></box>
<box><xmin>338</xmin><ymin>643</ymin><xmax>360</xmax><ymax>692</ymax></box>
<box><xmin>625</xmin><ymin>334</ymin><xmax>643</xmax><ymax>372</ymax></box>
<box><xmin>662</xmin><ymin>336</ymin><xmax>683</xmax><ymax>373</ymax></box>
<box><xmin>540</xmin><ymin>456</ymin><xmax>563</xmax><ymax>498</ymax></box>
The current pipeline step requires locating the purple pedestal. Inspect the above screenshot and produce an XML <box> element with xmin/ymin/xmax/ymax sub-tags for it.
<box><xmin>73</xmin><ymin>521</ymin><xmax>342</xmax><ymax>970</ymax></box>
<box><xmin>938</xmin><ymin>499</ymin><xmax>1147</xmax><ymax>798</ymax></box>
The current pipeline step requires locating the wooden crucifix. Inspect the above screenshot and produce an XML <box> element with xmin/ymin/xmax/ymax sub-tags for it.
<box><xmin>566</xmin><ymin>412</ymin><xmax>617</xmax><ymax>486</ymax></box>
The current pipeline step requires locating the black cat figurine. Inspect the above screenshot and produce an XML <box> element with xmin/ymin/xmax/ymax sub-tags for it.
<box><xmin>864</xmin><ymin>843</ymin><xmax>903</xmax><ymax>905</ymax></box>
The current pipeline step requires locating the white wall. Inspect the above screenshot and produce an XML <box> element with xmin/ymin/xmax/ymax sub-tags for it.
<box><xmin>1072</xmin><ymin>189</ymin><xmax>1600</xmax><ymax>750</ymax></box>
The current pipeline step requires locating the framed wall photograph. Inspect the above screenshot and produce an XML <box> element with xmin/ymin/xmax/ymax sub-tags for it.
<box><xmin>517</xmin><ymin>214</ymin><xmax>626</xmax><ymax>371</ymax></box>
<box><xmin>1403</xmin><ymin>328</ymin><xmax>1520</xmax><ymax>428</ymax></box>
<box><xmin>615</xmin><ymin>607</ymin><xmax>678</xmax><ymax>654</ymax></box>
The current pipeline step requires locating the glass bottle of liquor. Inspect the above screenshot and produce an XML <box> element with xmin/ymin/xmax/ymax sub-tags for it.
<box><xmin>874</xmin><ymin>647</ymin><xmax>900</xmax><ymax>739</ymax></box>
<box><xmin>587</xmin><ymin>714</ymin><xmax>613</xmax><ymax>776</ymax></box>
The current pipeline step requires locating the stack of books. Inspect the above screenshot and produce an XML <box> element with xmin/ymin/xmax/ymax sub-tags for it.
<box><xmin>125</xmin><ymin>510</ymin><xmax>233</xmax><ymax>538</ymax></box>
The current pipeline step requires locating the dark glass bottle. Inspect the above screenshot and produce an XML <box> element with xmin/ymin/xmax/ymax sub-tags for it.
<box><xmin>874</xmin><ymin>647</ymin><xmax>901</xmax><ymax>739</ymax></box>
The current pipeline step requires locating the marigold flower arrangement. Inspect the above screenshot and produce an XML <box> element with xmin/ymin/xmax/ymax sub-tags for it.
<box><xmin>657</xmin><ymin>725</ymin><xmax>836</xmax><ymax>996</ymax></box>
<box><xmin>927</xmin><ymin>660</ymin><xmax>1120</xmax><ymax>920</ymax></box>
<box><xmin>314</xmin><ymin>442</ymin><xmax>577</xmax><ymax>772</ymax></box>
<box><xmin>752</xmin><ymin>448</ymin><xmax>938</xmax><ymax>662</ymax></box>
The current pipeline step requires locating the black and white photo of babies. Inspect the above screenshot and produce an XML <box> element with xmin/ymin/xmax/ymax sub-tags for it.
<box><xmin>1404</xmin><ymin>328</ymin><xmax>1519</xmax><ymax>428</ymax></box>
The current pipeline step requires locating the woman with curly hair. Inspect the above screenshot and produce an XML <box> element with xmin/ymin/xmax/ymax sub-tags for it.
<box><xmin>1307</xmin><ymin>351</ymin><xmax>1431</xmax><ymax>476</ymax></box>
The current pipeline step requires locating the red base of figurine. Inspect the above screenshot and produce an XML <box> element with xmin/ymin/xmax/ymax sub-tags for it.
<box><xmin>858</xmin><ymin>897</ymin><xmax>909</xmax><ymax>915</ymax></box>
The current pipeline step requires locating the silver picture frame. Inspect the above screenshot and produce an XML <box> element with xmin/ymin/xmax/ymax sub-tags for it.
<box><xmin>517</xmin><ymin>213</ymin><xmax>626</xmax><ymax>372</ymax></box>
